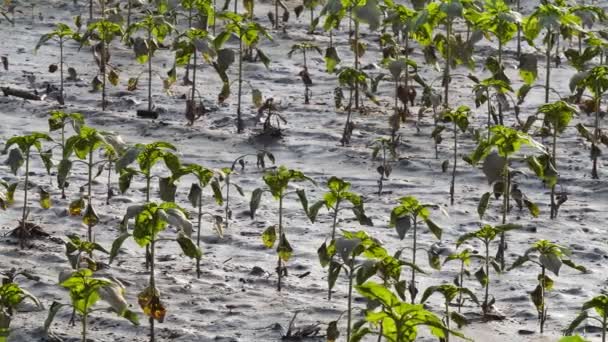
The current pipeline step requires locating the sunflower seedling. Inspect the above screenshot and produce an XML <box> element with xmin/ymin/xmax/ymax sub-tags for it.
<box><xmin>456</xmin><ymin>223</ymin><xmax>519</xmax><ymax>314</ymax></box>
<box><xmin>250</xmin><ymin>166</ymin><xmax>314</xmax><ymax>291</ymax></box>
<box><xmin>564</xmin><ymin>294</ymin><xmax>608</xmax><ymax>342</ymax></box>
<box><xmin>0</xmin><ymin>272</ymin><xmax>42</xmax><ymax>342</ymax></box>
<box><xmin>3</xmin><ymin>132</ymin><xmax>53</xmax><ymax>249</ymax></box>
<box><xmin>389</xmin><ymin>196</ymin><xmax>443</xmax><ymax>303</ymax></box>
<box><xmin>421</xmin><ymin>284</ymin><xmax>478</xmax><ymax>338</ymax></box>
<box><xmin>110</xmin><ymin>202</ymin><xmax>200</xmax><ymax>342</ymax></box>
<box><xmin>44</xmin><ymin>269</ymin><xmax>139</xmax><ymax>342</ymax></box>
<box><xmin>509</xmin><ymin>240</ymin><xmax>586</xmax><ymax>333</ymax></box>
<box><xmin>47</xmin><ymin>110</ymin><xmax>84</xmax><ymax>199</ymax></box>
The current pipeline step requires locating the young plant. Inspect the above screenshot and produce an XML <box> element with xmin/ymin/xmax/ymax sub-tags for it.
<box><xmin>0</xmin><ymin>274</ymin><xmax>41</xmax><ymax>342</ymax></box>
<box><xmin>47</xmin><ymin>110</ymin><xmax>84</xmax><ymax>199</ymax></box>
<box><xmin>456</xmin><ymin>224</ymin><xmax>519</xmax><ymax>314</ymax></box>
<box><xmin>3</xmin><ymin>132</ymin><xmax>53</xmax><ymax>249</ymax></box>
<box><xmin>471</xmin><ymin>74</ymin><xmax>513</xmax><ymax>138</ymax></box>
<box><xmin>64</xmin><ymin>234</ymin><xmax>109</xmax><ymax>271</ymax></box>
<box><xmin>174</xmin><ymin>28</ymin><xmax>216</xmax><ymax>125</ymax></box>
<box><xmin>318</xmin><ymin>231</ymin><xmax>386</xmax><ymax>341</ymax></box>
<box><xmin>35</xmin><ymin>22</ymin><xmax>80</xmax><ymax>104</ymax></box>
<box><xmin>306</xmin><ymin>176</ymin><xmax>372</xmax><ymax>241</ymax></box>
<box><xmin>250</xmin><ymin>165</ymin><xmax>314</xmax><ymax>291</ymax></box>
<box><xmin>441</xmin><ymin>105</ymin><xmax>470</xmax><ymax>205</ymax></box>
<box><xmin>522</xmin><ymin>2</ymin><xmax>582</xmax><ymax>104</ymax></box>
<box><xmin>221</xmin><ymin>150</ymin><xmax>274</xmax><ymax>228</ymax></box>
<box><xmin>565</xmin><ymin>294</ymin><xmax>608</xmax><ymax>342</ymax></box>
<box><xmin>110</xmin><ymin>202</ymin><xmax>200</xmax><ymax>342</ymax></box>
<box><xmin>64</xmin><ymin>126</ymin><xmax>114</xmax><ymax>246</ymax></box>
<box><xmin>81</xmin><ymin>16</ymin><xmax>124</xmax><ymax>110</ymax></box>
<box><xmin>465</xmin><ymin>125</ymin><xmax>545</xmax><ymax>270</ymax></box>
<box><xmin>353</xmin><ymin>281</ymin><xmax>464</xmax><ymax>341</ymax></box>
<box><xmin>419</xmin><ymin>0</ymin><xmax>469</xmax><ymax>107</ymax></box>
<box><xmin>473</xmin><ymin>0</ymin><xmax>521</xmax><ymax>123</ymax></box>
<box><xmin>389</xmin><ymin>196</ymin><xmax>443</xmax><ymax>303</ymax></box>
<box><xmin>443</xmin><ymin>249</ymin><xmax>480</xmax><ymax>312</ymax></box>
<box><xmin>421</xmin><ymin>284</ymin><xmax>478</xmax><ymax>340</ymax></box>
<box><xmin>536</xmin><ymin>101</ymin><xmax>577</xmax><ymax>218</ymax></box>
<box><xmin>574</xmin><ymin>65</ymin><xmax>608</xmax><ymax>179</ymax></box>
<box><xmin>181</xmin><ymin>163</ymin><xmax>223</xmax><ymax>277</ymax></box>
<box><xmin>126</xmin><ymin>11</ymin><xmax>174</xmax><ymax>117</ymax></box>
<box><xmin>288</xmin><ymin>42</ymin><xmax>321</xmax><ymax>104</ymax></box>
<box><xmin>370</xmin><ymin>137</ymin><xmax>397</xmax><ymax>195</ymax></box>
<box><xmin>213</xmin><ymin>11</ymin><xmax>272</xmax><ymax>133</ymax></box>
<box><xmin>337</xmin><ymin>67</ymin><xmax>369</xmax><ymax>145</ymax></box>
<box><xmin>509</xmin><ymin>240</ymin><xmax>586</xmax><ymax>333</ymax></box>
<box><xmin>44</xmin><ymin>269</ymin><xmax>139</xmax><ymax>342</ymax></box>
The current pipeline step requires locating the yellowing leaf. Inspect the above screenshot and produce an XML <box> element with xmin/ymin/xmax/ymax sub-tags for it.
<box><xmin>138</xmin><ymin>286</ymin><xmax>166</xmax><ymax>323</ymax></box>
<box><xmin>69</xmin><ymin>198</ymin><xmax>85</xmax><ymax>216</ymax></box>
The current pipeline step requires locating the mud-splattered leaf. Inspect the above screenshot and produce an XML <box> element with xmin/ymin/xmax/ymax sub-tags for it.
<box><xmin>83</xmin><ymin>203</ymin><xmax>100</xmax><ymax>227</ymax></box>
<box><xmin>38</xmin><ymin>187</ymin><xmax>51</xmax><ymax>209</ymax></box>
<box><xmin>137</xmin><ymin>286</ymin><xmax>166</xmax><ymax>323</ymax></box>
<box><xmin>277</xmin><ymin>233</ymin><xmax>293</xmax><ymax>261</ymax></box>
<box><xmin>262</xmin><ymin>225</ymin><xmax>277</xmax><ymax>248</ymax></box>
<box><xmin>5</xmin><ymin>148</ymin><xmax>24</xmax><ymax>175</ymax></box>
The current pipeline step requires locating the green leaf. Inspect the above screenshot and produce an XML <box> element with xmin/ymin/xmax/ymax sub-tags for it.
<box><xmin>5</xmin><ymin>148</ymin><xmax>24</xmax><ymax>175</ymax></box>
<box><xmin>187</xmin><ymin>183</ymin><xmax>202</xmax><ymax>208</ymax></box>
<box><xmin>307</xmin><ymin>200</ymin><xmax>325</xmax><ymax>223</ymax></box>
<box><xmin>158</xmin><ymin>177</ymin><xmax>177</xmax><ymax>202</ymax></box>
<box><xmin>518</xmin><ymin>53</ymin><xmax>538</xmax><ymax>85</ymax></box>
<box><xmin>40</xmin><ymin>149</ymin><xmax>53</xmax><ymax>174</ymax></box>
<box><xmin>38</xmin><ymin>187</ymin><xmax>51</xmax><ymax>209</ymax></box>
<box><xmin>325</xmin><ymin>46</ymin><xmax>341</xmax><ymax>73</ymax></box>
<box><xmin>425</xmin><ymin>219</ymin><xmax>442</xmax><ymax>240</ymax></box>
<box><xmin>394</xmin><ymin>215</ymin><xmax>411</xmax><ymax>240</ymax></box>
<box><xmin>475</xmin><ymin>267</ymin><xmax>488</xmax><ymax>287</ymax></box>
<box><xmin>540</xmin><ymin>253</ymin><xmax>562</xmax><ymax>275</ymax></box>
<box><xmin>524</xmin><ymin>199</ymin><xmax>540</xmax><ymax>218</ymax></box>
<box><xmin>327</xmin><ymin>260</ymin><xmax>341</xmax><ymax>291</ymax></box>
<box><xmin>83</xmin><ymin>203</ymin><xmax>100</xmax><ymax>227</ymax></box>
<box><xmin>109</xmin><ymin>233</ymin><xmax>132</xmax><ymax>264</ymax></box>
<box><xmin>477</xmin><ymin>192</ymin><xmax>491</xmax><ymax>219</ymax></box>
<box><xmin>262</xmin><ymin>225</ymin><xmax>277</xmax><ymax>248</ymax></box>
<box><xmin>277</xmin><ymin>233</ymin><xmax>293</xmax><ymax>262</ymax></box>
<box><xmin>563</xmin><ymin>312</ymin><xmax>589</xmax><ymax>336</ymax></box>
<box><xmin>563</xmin><ymin>259</ymin><xmax>587</xmax><ymax>273</ymax></box>
<box><xmin>249</xmin><ymin>188</ymin><xmax>263</xmax><ymax>219</ymax></box>
<box><xmin>44</xmin><ymin>302</ymin><xmax>68</xmax><ymax>335</ymax></box>
<box><xmin>176</xmin><ymin>232</ymin><xmax>202</xmax><ymax>259</ymax></box>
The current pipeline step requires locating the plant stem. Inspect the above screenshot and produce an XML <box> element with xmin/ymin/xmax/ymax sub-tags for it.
<box><xmin>545</xmin><ymin>30</ymin><xmax>552</xmax><ymax>104</ymax></box>
<box><xmin>354</xmin><ymin>19</ymin><xmax>360</xmax><ymax>109</ymax></box>
<box><xmin>450</xmin><ymin>120</ymin><xmax>457</xmax><ymax>205</ymax></box>
<box><xmin>237</xmin><ymin>36</ymin><xmax>243</xmax><ymax>133</ymax></box>
<box><xmin>145</xmin><ymin>175</ymin><xmax>151</xmax><ymax>270</ymax></box>
<box><xmin>196</xmin><ymin>190</ymin><xmax>202</xmax><ymax>278</ymax></box>
<box><xmin>87</xmin><ymin>150</ymin><xmax>94</xmax><ymax>245</ymax></box>
<box><xmin>20</xmin><ymin>151</ymin><xmax>30</xmax><ymax>249</ymax></box>
<box><xmin>498</xmin><ymin>159</ymin><xmax>509</xmax><ymax>271</ymax></box>
<box><xmin>592</xmin><ymin>92</ymin><xmax>600</xmax><ymax>179</ymax></box>
<box><xmin>444</xmin><ymin>19</ymin><xmax>452</xmax><ymax>107</ymax></box>
<box><xmin>81</xmin><ymin>312</ymin><xmax>87</xmax><ymax>342</ymax></box>
<box><xmin>60</xmin><ymin>37</ymin><xmax>64</xmax><ymax>103</ymax></box>
<box><xmin>602</xmin><ymin>312</ymin><xmax>606</xmax><ymax>342</ymax></box>
<box><xmin>411</xmin><ymin>216</ymin><xmax>417</xmax><ymax>304</ymax></box>
<box><xmin>60</xmin><ymin>125</ymin><xmax>66</xmax><ymax>199</ymax></box>
<box><xmin>342</xmin><ymin>89</ymin><xmax>353</xmax><ymax>146</ymax></box>
<box><xmin>516</xmin><ymin>0</ymin><xmax>521</xmax><ymax>58</ymax></box>
<box><xmin>89</xmin><ymin>0</ymin><xmax>93</xmax><ymax>20</ymax></box>
<box><xmin>497</xmin><ymin>40</ymin><xmax>503</xmax><ymax>125</ymax></box>
<box><xmin>149</xmin><ymin>240</ymin><xmax>156</xmax><ymax>342</ymax></box>
<box><xmin>106</xmin><ymin>159</ymin><xmax>112</xmax><ymax>205</ymax></box>
<box><xmin>225</xmin><ymin>175</ymin><xmax>231</xmax><ymax>228</ymax></box>
<box><xmin>275</xmin><ymin>0</ymin><xmax>279</xmax><ymax>29</ymax></box>
<box><xmin>445</xmin><ymin>300</ymin><xmax>450</xmax><ymax>342</ymax></box>
<box><xmin>147</xmin><ymin>28</ymin><xmax>153</xmax><ymax>113</ymax></box>
<box><xmin>550</xmin><ymin>128</ymin><xmax>557</xmax><ymax>219</ymax></box>
<box><xmin>540</xmin><ymin>266</ymin><xmax>546</xmax><ymax>333</ymax></box>
<box><xmin>347</xmin><ymin>262</ymin><xmax>354</xmax><ymax>341</ymax></box>
<box><xmin>192</xmin><ymin>41</ymin><xmax>197</xmax><ymax>103</ymax></box>
<box><xmin>483</xmin><ymin>241</ymin><xmax>490</xmax><ymax>313</ymax></box>
<box><xmin>487</xmin><ymin>89</ymin><xmax>491</xmax><ymax>140</ymax></box>
<box><xmin>127</xmin><ymin>0</ymin><xmax>131</xmax><ymax>27</ymax></box>
<box><xmin>458</xmin><ymin>261</ymin><xmax>464</xmax><ymax>312</ymax></box>
<box><xmin>277</xmin><ymin>195</ymin><xmax>283</xmax><ymax>292</ymax></box>
<box><xmin>330</xmin><ymin>201</ymin><xmax>340</xmax><ymax>241</ymax></box>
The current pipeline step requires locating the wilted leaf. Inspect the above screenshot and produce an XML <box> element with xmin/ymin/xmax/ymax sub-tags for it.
<box><xmin>262</xmin><ymin>225</ymin><xmax>277</xmax><ymax>248</ymax></box>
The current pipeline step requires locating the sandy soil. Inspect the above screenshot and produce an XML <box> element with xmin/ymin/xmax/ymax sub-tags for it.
<box><xmin>1</xmin><ymin>0</ymin><xmax>608</xmax><ymax>341</ymax></box>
